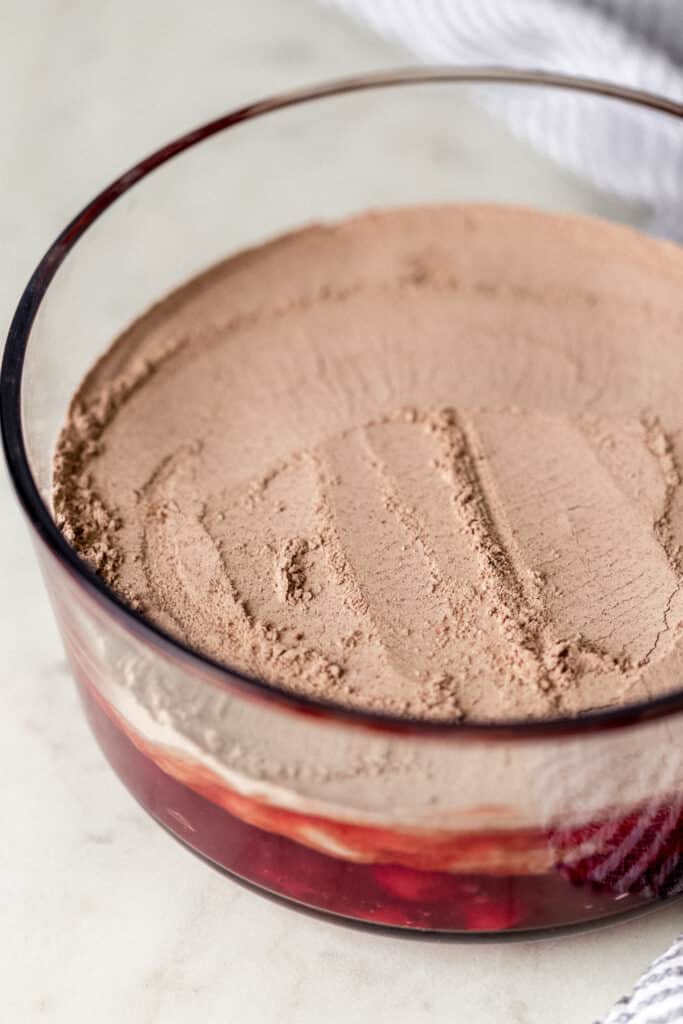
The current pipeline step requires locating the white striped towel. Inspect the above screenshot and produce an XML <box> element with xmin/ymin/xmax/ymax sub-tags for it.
<box><xmin>324</xmin><ymin>0</ymin><xmax>683</xmax><ymax>238</ymax></box>
<box><xmin>599</xmin><ymin>936</ymin><xmax>683</xmax><ymax>1024</ymax></box>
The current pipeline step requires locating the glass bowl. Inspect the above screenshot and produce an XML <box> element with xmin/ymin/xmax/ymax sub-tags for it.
<box><xmin>4</xmin><ymin>69</ymin><xmax>683</xmax><ymax>937</ymax></box>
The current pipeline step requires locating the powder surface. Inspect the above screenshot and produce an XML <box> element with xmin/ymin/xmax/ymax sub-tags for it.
<box><xmin>54</xmin><ymin>204</ymin><xmax>683</xmax><ymax>722</ymax></box>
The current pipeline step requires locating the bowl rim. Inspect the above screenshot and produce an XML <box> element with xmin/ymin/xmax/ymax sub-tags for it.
<box><xmin>3</xmin><ymin>65</ymin><xmax>683</xmax><ymax>740</ymax></box>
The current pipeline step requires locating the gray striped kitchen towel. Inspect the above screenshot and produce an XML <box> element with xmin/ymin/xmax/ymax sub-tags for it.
<box><xmin>323</xmin><ymin>2</ymin><xmax>683</xmax><ymax>1021</ymax></box>
<box><xmin>325</xmin><ymin>0</ymin><xmax>683</xmax><ymax>238</ymax></box>
<box><xmin>599</xmin><ymin>935</ymin><xmax>683</xmax><ymax>1024</ymax></box>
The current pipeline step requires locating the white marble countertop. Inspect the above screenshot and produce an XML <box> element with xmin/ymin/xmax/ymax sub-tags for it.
<box><xmin>2</xmin><ymin>2</ymin><xmax>682</xmax><ymax>1021</ymax></box>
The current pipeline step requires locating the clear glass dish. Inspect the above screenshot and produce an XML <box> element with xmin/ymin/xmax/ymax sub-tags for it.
<box><xmin>3</xmin><ymin>69</ymin><xmax>683</xmax><ymax>937</ymax></box>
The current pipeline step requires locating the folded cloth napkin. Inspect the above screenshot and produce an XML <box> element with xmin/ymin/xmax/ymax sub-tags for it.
<box><xmin>322</xmin><ymin>2</ymin><xmax>683</xmax><ymax>1020</ymax></box>
<box><xmin>324</xmin><ymin>0</ymin><xmax>683</xmax><ymax>238</ymax></box>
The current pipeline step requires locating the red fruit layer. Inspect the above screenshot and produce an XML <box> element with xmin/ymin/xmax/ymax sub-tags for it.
<box><xmin>75</xmin><ymin>673</ymin><xmax>663</xmax><ymax>932</ymax></box>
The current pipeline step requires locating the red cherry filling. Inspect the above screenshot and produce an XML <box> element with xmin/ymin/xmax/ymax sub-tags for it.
<box><xmin>77</xmin><ymin>671</ymin><xmax>678</xmax><ymax>932</ymax></box>
<box><xmin>549</xmin><ymin>801</ymin><xmax>683</xmax><ymax>898</ymax></box>
<box><xmin>372</xmin><ymin>863</ymin><xmax>468</xmax><ymax>903</ymax></box>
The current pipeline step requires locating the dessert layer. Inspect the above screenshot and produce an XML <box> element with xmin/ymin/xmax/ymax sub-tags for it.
<box><xmin>54</xmin><ymin>204</ymin><xmax>683</xmax><ymax>721</ymax></box>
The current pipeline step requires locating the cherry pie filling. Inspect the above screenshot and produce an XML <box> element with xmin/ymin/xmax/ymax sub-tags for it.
<box><xmin>74</xmin><ymin>668</ymin><xmax>683</xmax><ymax>933</ymax></box>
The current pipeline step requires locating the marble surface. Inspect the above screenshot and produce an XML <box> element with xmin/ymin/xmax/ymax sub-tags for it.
<box><xmin>1</xmin><ymin>2</ymin><xmax>682</xmax><ymax>1021</ymax></box>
